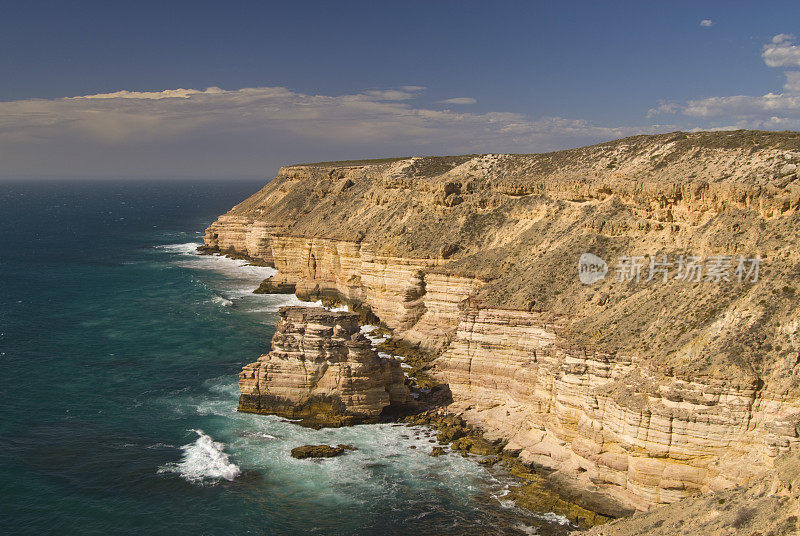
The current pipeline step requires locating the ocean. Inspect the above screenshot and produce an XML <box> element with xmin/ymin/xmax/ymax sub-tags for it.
<box><xmin>0</xmin><ymin>180</ymin><xmax>572</xmax><ymax>535</ymax></box>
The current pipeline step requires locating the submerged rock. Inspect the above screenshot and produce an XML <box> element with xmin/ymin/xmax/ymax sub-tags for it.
<box><xmin>196</xmin><ymin>244</ymin><xmax>220</xmax><ymax>255</ymax></box>
<box><xmin>290</xmin><ymin>444</ymin><xmax>345</xmax><ymax>459</ymax></box>
<box><xmin>430</xmin><ymin>446</ymin><xmax>446</xmax><ymax>457</ymax></box>
<box><xmin>252</xmin><ymin>278</ymin><xmax>296</xmax><ymax>294</ymax></box>
<box><xmin>451</xmin><ymin>435</ymin><xmax>501</xmax><ymax>456</ymax></box>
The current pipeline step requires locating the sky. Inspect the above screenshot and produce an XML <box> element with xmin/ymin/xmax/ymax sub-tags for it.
<box><xmin>2</xmin><ymin>0</ymin><xmax>800</xmax><ymax>179</ymax></box>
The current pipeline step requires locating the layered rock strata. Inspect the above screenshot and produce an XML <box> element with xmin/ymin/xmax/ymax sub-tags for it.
<box><xmin>580</xmin><ymin>450</ymin><xmax>800</xmax><ymax>535</ymax></box>
<box><xmin>437</xmin><ymin>306</ymin><xmax>800</xmax><ymax>513</ymax></box>
<box><xmin>210</xmin><ymin>131</ymin><xmax>800</xmax><ymax>513</ymax></box>
<box><xmin>238</xmin><ymin>306</ymin><xmax>413</xmax><ymax>426</ymax></box>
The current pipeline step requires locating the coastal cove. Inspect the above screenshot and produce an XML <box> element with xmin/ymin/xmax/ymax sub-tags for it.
<box><xmin>0</xmin><ymin>180</ymin><xmax>574</xmax><ymax>536</ymax></box>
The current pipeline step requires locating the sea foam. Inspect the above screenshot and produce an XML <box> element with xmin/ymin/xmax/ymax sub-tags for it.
<box><xmin>535</xmin><ymin>512</ymin><xmax>571</xmax><ymax>526</ymax></box>
<box><xmin>157</xmin><ymin>242</ymin><xmax>203</xmax><ymax>255</ymax></box>
<box><xmin>158</xmin><ymin>429</ymin><xmax>241</xmax><ymax>484</ymax></box>
<box><xmin>157</xmin><ymin>242</ymin><xmax>278</xmax><ymax>281</ymax></box>
<box><xmin>211</xmin><ymin>295</ymin><xmax>234</xmax><ymax>307</ymax></box>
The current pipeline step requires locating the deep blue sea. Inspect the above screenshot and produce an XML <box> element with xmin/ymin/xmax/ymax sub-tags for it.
<box><xmin>0</xmin><ymin>180</ymin><xmax>571</xmax><ymax>535</ymax></box>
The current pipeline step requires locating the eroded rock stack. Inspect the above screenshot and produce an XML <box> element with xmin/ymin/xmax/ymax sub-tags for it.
<box><xmin>238</xmin><ymin>306</ymin><xmax>412</xmax><ymax>426</ymax></box>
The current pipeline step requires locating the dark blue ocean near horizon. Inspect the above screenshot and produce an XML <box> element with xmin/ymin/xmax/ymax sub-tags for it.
<box><xmin>0</xmin><ymin>180</ymin><xmax>572</xmax><ymax>535</ymax></box>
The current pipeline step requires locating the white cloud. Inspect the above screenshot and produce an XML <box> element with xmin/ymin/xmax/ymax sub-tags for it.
<box><xmin>0</xmin><ymin>86</ymin><xmax>667</xmax><ymax>178</ymax></box>
<box><xmin>700</xmin><ymin>19</ymin><xmax>713</xmax><ymax>27</ymax></box>
<box><xmin>74</xmin><ymin>87</ymin><xmax>225</xmax><ymax>100</ymax></box>
<box><xmin>762</xmin><ymin>33</ymin><xmax>800</xmax><ymax>68</ymax></box>
<box><xmin>646</xmin><ymin>100</ymin><xmax>682</xmax><ymax>117</ymax></box>
<box><xmin>438</xmin><ymin>97</ymin><xmax>477</xmax><ymax>105</ymax></box>
<box><xmin>683</xmin><ymin>93</ymin><xmax>800</xmax><ymax>118</ymax></box>
<box><xmin>361</xmin><ymin>87</ymin><xmax>423</xmax><ymax>101</ymax></box>
<box><xmin>646</xmin><ymin>33</ymin><xmax>800</xmax><ymax>128</ymax></box>
<box><xmin>784</xmin><ymin>71</ymin><xmax>800</xmax><ymax>93</ymax></box>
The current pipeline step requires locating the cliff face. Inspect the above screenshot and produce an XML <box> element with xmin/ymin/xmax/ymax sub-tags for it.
<box><xmin>581</xmin><ymin>451</ymin><xmax>800</xmax><ymax>535</ymax></box>
<box><xmin>238</xmin><ymin>306</ymin><xmax>412</xmax><ymax>426</ymax></box>
<box><xmin>209</xmin><ymin>131</ymin><xmax>800</xmax><ymax>512</ymax></box>
<box><xmin>438</xmin><ymin>307</ymin><xmax>800</xmax><ymax>511</ymax></box>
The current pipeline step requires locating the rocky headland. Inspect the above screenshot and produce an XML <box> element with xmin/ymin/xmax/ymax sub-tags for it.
<box><xmin>209</xmin><ymin>131</ymin><xmax>800</xmax><ymax>532</ymax></box>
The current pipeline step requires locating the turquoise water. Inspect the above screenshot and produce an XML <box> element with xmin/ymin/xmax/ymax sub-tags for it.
<box><xmin>0</xmin><ymin>180</ymin><xmax>571</xmax><ymax>535</ymax></box>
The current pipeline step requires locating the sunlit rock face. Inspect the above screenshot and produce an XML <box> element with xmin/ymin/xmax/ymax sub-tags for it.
<box><xmin>238</xmin><ymin>306</ymin><xmax>412</xmax><ymax>426</ymax></box>
<box><xmin>211</xmin><ymin>131</ymin><xmax>800</xmax><ymax>511</ymax></box>
<box><xmin>436</xmin><ymin>306</ymin><xmax>800</xmax><ymax>511</ymax></box>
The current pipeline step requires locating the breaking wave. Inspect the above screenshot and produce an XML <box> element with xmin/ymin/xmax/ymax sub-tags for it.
<box><xmin>158</xmin><ymin>429</ymin><xmax>241</xmax><ymax>484</ymax></box>
<box><xmin>211</xmin><ymin>295</ymin><xmax>234</xmax><ymax>307</ymax></box>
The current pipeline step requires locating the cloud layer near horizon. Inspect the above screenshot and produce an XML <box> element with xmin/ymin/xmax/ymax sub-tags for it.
<box><xmin>0</xmin><ymin>86</ymin><xmax>664</xmax><ymax>179</ymax></box>
<box><xmin>5</xmin><ymin>32</ymin><xmax>800</xmax><ymax>179</ymax></box>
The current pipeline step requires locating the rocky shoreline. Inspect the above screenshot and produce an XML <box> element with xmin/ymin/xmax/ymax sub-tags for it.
<box><xmin>203</xmin><ymin>132</ymin><xmax>800</xmax><ymax>534</ymax></box>
<box><xmin>208</xmin><ymin>244</ymin><xmax>613</xmax><ymax>527</ymax></box>
<box><xmin>402</xmin><ymin>409</ymin><xmax>616</xmax><ymax>529</ymax></box>
<box><xmin>211</xmin><ymin>240</ymin><xmax>800</xmax><ymax>534</ymax></box>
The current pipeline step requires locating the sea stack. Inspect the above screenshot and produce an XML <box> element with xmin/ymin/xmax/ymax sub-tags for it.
<box><xmin>238</xmin><ymin>306</ymin><xmax>413</xmax><ymax>426</ymax></box>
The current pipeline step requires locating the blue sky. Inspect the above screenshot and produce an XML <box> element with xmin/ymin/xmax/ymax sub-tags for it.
<box><xmin>2</xmin><ymin>0</ymin><xmax>800</xmax><ymax>179</ymax></box>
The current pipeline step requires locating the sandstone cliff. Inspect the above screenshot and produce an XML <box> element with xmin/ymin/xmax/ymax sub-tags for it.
<box><xmin>238</xmin><ymin>306</ymin><xmax>412</xmax><ymax>426</ymax></box>
<box><xmin>208</xmin><ymin>131</ymin><xmax>800</xmax><ymax>514</ymax></box>
<box><xmin>579</xmin><ymin>450</ymin><xmax>800</xmax><ymax>535</ymax></box>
